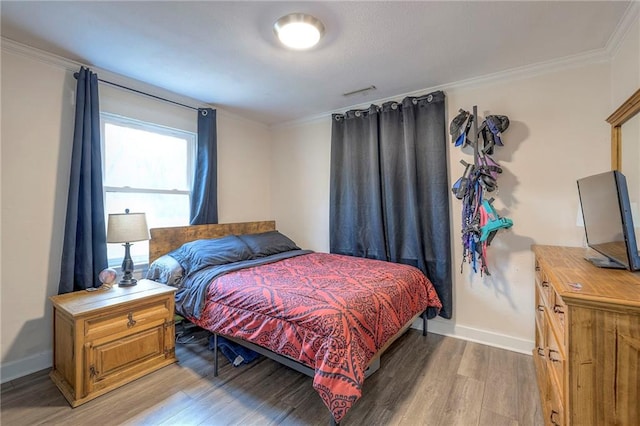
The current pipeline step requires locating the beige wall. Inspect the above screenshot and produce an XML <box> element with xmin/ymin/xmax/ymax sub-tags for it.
<box><xmin>0</xmin><ymin>47</ymin><xmax>273</xmax><ymax>381</ymax></box>
<box><xmin>443</xmin><ymin>65</ymin><xmax>610</xmax><ymax>349</ymax></box>
<box><xmin>611</xmin><ymin>11</ymin><xmax>639</xmax><ymax>108</ymax></box>
<box><xmin>271</xmin><ymin>119</ymin><xmax>331</xmax><ymax>251</ymax></box>
<box><xmin>1</xmin><ymin>50</ymin><xmax>75</xmax><ymax>378</ymax></box>
<box><xmin>217</xmin><ymin>111</ymin><xmax>273</xmax><ymax>223</ymax></box>
<box><xmin>271</xmin><ymin>62</ymin><xmax>612</xmax><ymax>352</ymax></box>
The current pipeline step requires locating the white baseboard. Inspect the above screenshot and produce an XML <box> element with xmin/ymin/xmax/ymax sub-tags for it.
<box><xmin>412</xmin><ymin>317</ymin><xmax>534</xmax><ymax>355</ymax></box>
<box><xmin>1</xmin><ymin>350</ymin><xmax>52</xmax><ymax>384</ymax></box>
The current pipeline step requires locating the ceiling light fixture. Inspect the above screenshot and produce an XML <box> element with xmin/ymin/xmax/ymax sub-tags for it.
<box><xmin>274</xmin><ymin>13</ymin><xmax>325</xmax><ymax>50</ymax></box>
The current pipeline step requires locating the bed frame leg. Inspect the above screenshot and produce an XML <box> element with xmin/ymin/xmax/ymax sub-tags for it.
<box><xmin>422</xmin><ymin>310</ymin><xmax>428</xmax><ymax>336</ymax></box>
<box><xmin>213</xmin><ymin>333</ymin><xmax>219</xmax><ymax>377</ymax></box>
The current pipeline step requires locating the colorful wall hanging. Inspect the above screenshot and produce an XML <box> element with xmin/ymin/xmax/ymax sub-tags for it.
<box><xmin>450</xmin><ymin>106</ymin><xmax>513</xmax><ymax>275</ymax></box>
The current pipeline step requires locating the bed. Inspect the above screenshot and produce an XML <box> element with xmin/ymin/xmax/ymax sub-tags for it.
<box><xmin>147</xmin><ymin>221</ymin><xmax>442</xmax><ymax>424</ymax></box>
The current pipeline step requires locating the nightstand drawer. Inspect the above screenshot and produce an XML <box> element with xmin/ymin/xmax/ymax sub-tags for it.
<box><xmin>85</xmin><ymin>298</ymin><xmax>171</xmax><ymax>340</ymax></box>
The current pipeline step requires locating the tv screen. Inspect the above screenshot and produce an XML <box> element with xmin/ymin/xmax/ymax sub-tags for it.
<box><xmin>577</xmin><ymin>170</ymin><xmax>640</xmax><ymax>271</ymax></box>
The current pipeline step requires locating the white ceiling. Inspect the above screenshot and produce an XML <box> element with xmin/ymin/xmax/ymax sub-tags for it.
<box><xmin>0</xmin><ymin>1</ymin><xmax>633</xmax><ymax>125</ymax></box>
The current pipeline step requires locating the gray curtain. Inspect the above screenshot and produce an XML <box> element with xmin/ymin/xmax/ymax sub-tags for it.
<box><xmin>330</xmin><ymin>91</ymin><xmax>452</xmax><ymax>318</ymax></box>
<box><xmin>58</xmin><ymin>67</ymin><xmax>108</xmax><ymax>294</ymax></box>
<box><xmin>190</xmin><ymin>108</ymin><xmax>218</xmax><ymax>225</ymax></box>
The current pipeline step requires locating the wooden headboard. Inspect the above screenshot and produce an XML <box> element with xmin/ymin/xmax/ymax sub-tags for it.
<box><xmin>148</xmin><ymin>221</ymin><xmax>276</xmax><ymax>263</ymax></box>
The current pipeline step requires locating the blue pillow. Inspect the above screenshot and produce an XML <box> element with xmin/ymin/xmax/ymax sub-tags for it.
<box><xmin>238</xmin><ymin>231</ymin><xmax>300</xmax><ymax>258</ymax></box>
<box><xmin>146</xmin><ymin>254</ymin><xmax>184</xmax><ymax>288</ymax></box>
<box><xmin>168</xmin><ymin>235</ymin><xmax>253</xmax><ymax>275</ymax></box>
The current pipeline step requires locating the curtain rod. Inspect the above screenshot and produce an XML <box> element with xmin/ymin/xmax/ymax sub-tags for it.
<box><xmin>73</xmin><ymin>70</ymin><xmax>200</xmax><ymax>111</ymax></box>
<box><xmin>97</xmin><ymin>78</ymin><xmax>199</xmax><ymax>111</ymax></box>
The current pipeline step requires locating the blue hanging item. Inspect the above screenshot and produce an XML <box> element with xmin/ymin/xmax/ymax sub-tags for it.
<box><xmin>449</xmin><ymin>109</ymin><xmax>471</xmax><ymax>147</ymax></box>
<box><xmin>208</xmin><ymin>335</ymin><xmax>260</xmax><ymax>367</ymax></box>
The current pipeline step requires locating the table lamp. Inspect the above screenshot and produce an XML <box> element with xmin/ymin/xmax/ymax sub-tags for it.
<box><xmin>106</xmin><ymin>209</ymin><xmax>150</xmax><ymax>286</ymax></box>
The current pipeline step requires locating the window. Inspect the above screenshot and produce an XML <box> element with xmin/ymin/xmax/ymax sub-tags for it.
<box><xmin>101</xmin><ymin>113</ymin><xmax>195</xmax><ymax>267</ymax></box>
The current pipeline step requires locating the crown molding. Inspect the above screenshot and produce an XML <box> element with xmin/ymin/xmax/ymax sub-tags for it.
<box><xmin>1</xmin><ymin>37</ymin><xmax>210</xmax><ymax>111</ymax></box>
<box><xmin>275</xmin><ymin>45</ymin><xmax>612</xmax><ymax>129</ymax></box>
<box><xmin>440</xmin><ymin>47</ymin><xmax>610</xmax><ymax>94</ymax></box>
<box><xmin>2</xmin><ymin>37</ymin><xmax>79</xmax><ymax>71</ymax></box>
<box><xmin>2</xmin><ymin>37</ymin><xmax>273</xmax><ymax>128</ymax></box>
<box><xmin>605</xmin><ymin>1</ymin><xmax>640</xmax><ymax>58</ymax></box>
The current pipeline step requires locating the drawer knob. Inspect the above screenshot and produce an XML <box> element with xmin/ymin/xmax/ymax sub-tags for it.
<box><xmin>550</xmin><ymin>409</ymin><xmax>561</xmax><ymax>425</ymax></box>
<box><xmin>127</xmin><ymin>312</ymin><xmax>137</xmax><ymax>328</ymax></box>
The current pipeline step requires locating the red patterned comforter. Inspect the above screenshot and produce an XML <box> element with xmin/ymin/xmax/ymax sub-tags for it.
<box><xmin>187</xmin><ymin>252</ymin><xmax>441</xmax><ymax>422</ymax></box>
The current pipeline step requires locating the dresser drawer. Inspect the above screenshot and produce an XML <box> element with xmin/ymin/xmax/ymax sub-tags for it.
<box><xmin>548</xmin><ymin>379</ymin><xmax>565</xmax><ymax>426</ymax></box>
<box><xmin>540</xmin><ymin>273</ymin><xmax>566</xmax><ymax>345</ymax></box>
<box><xmin>532</xmin><ymin>342</ymin><xmax>549</xmax><ymax>409</ymax></box>
<box><xmin>550</xmin><ymin>290</ymin><xmax>566</xmax><ymax>338</ymax></box>
<box><xmin>534</xmin><ymin>304</ymin><xmax>546</xmax><ymax>356</ymax></box>
<box><xmin>535</xmin><ymin>262</ymin><xmax>552</xmax><ymax>303</ymax></box>
<box><xmin>535</xmin><ymin>283</ymin><xmax>546</xmax><ymax>327</ymax></box>
<box><xmin>546</xmin><ymin>318</ymin><xmax>565</xmax><ymax>396</ymax></box>
<box><xmin>85</xmin><ymin>297</ymin><xmax>171</xmax><ymax>341</ymax></box>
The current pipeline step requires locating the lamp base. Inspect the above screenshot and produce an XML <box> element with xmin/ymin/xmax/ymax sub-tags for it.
<box><xmin>118</xmin><ymin>277</ymin><xmax>138</xmax><ymax>287</ymax></box>
<box><xmin>118</xmin><ymin>242</ymin><xmax>137</xmax><ymax>287</ymax></box>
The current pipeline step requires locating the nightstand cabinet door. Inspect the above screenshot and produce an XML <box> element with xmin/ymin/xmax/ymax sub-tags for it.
<box><xmin>84</xmin><ymin>317</ymin><xmax>171</xmax><ymax>395</ymax></box>
<box><xmin>50</xmin><ymin>280</ymin><xmax>177</xmax><ymax>407</ymax></box>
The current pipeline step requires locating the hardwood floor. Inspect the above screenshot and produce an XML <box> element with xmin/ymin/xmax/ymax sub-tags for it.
<box><xmin>1</xmin><ymin>329</ymin><xmax>543</xmax><ymax>425</ymax></box>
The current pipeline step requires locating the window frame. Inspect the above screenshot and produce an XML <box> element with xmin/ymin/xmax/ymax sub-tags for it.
<box><xmin>100</xmin><ymin>112</ymin><xmax>196</xmax><ymax>268</ymax></box>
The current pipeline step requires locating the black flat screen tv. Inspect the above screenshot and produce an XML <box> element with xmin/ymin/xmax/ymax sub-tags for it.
<box><xmin>577</xmin><ymin>170</ymin><xmax>640</xmax><ymax>271</ymax></box>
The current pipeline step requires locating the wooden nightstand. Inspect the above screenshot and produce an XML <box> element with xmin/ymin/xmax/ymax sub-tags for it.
<box><xmin>49</xmin><ymin>279</ymin><xmax>177</xmax><ymax>407</ymax></box>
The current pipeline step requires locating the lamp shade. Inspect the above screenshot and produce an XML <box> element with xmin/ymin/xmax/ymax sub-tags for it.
<box><xmin>107</xmin><ymin>212</ymin><xmax>150</xmax><ymax>243</ymax></box>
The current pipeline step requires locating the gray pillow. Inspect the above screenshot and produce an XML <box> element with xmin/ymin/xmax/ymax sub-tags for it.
<box><xmin>238</xmin><ymin>231</ymin><xmax>300</xmax><ymax>258</ymax></box>
<box><xmin>146</xmin><ymin>254</ymin><xmax>184</xmax><ymax>288</ymax></box>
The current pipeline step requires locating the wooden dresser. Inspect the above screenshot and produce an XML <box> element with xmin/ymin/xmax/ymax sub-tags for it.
<box><xmin>532</xmin><ymin>245</ymin><xmax>640</xmax><ymax>425</ymax></box>
<box><xmin>49</xmin><ymin>279</ymin><xmax>177</xmax><ymax>407</ymax></box>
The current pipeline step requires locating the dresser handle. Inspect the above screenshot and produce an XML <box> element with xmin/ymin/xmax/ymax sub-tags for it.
<box><xmin>127</xmin><ymin>312</ymin><xmax>137</xmax><ymax>328</ymax></box>
<box><xmin>548</xmin><ymin>349</ymin><xmax>562</xmax><ymax>363</ymax></box>
<box><xmin>537</xmin><ymin>305</ymin><xmax>545</xmax><ymax>312</ymax></box>
<box><xmin>550</xmin><ymin>409</ymin><xmax>561</xmax><ymax>425</ymax></box>
<box><xmin>553</xmin><ymin>305</ymin><xmax>564</xmax><ymax>315</ymax></box>
<box><xmin>89</xmin><ymin>366</ymin><xmax>98</xmax><ymax>378</ymax></box>
<box><xmin>537</xmin><ymin>347</ymin><xmax>545</xmax><ymax>357</ymax></box>
<box><xmin>535</xmin><ymin>266</ymin><xmax>540</xmax><ymax>271</ymax></box>
<box><xmin>541</xmin><ymin>281</ymin><xmax>549</xmax><ymax>288</ymax></box>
